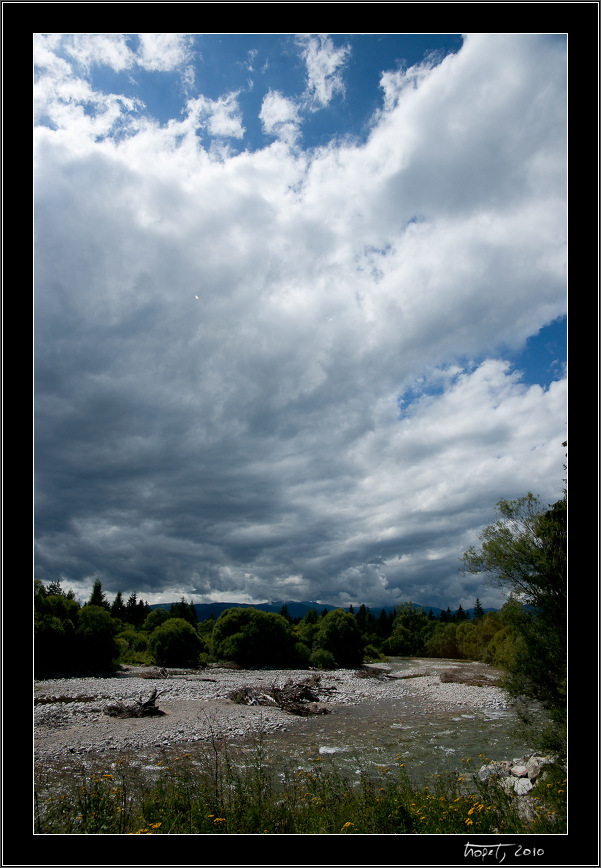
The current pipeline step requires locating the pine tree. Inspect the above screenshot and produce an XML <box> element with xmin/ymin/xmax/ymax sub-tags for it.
<box><xmin>473</xmin><ymin>598</ymin><xmax>485</xmax><ymax>620</ymax></box>
<box><xmin>110</xmin><ymin>591</ymin><xmax>126</xmax><ymax>621</ymax></box>
<box><xmin>87</xmin><ymin>579</ymin><xmax>109</xmax><ymax>610</ymax></box>
<box><xmin>355</xmin><ymin>604</ymin><xmax>368</xmax><ymax>631</ymax></box>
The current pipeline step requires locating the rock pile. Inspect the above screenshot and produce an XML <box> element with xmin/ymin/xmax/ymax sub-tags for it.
<box><xmin>477</xmin><ymin>754</ymin><xmax>555</xmax><ymax>795</ymax></box>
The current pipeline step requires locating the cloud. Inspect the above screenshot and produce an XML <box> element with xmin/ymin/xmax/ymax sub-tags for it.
<box><xmin>60</xmin><ymin>33</ymin><xmax>136</xmax><ymax>74</ymax></box>
<box><xmin>34</xmin><ymin>34</ymin><xmax>566</xmax><ymax>610</ymax></box>
<box><xmin>260</xmin><ymin>90</ymin><xmax>302</xmax><ymax>144</ymax></box>
<box><xmin>136</xmin><ymin>33</ymin><xmax>193</xmax><ymax>72</ymax></box>
<box><xmin>298</xmin><ymin>33</ymin><xmax>351</xmax><ymax>109</ymax></box>
<box><xmin>189</xmin><ymin>93</ymin><xmax>245</xmax><ymax>139</ymax></box>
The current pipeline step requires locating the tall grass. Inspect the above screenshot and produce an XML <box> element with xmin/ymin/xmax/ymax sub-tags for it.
<box><xmin>35</xmin><ymin>729</ymin><xmax>566</xmax><ymax>835</ymax></box>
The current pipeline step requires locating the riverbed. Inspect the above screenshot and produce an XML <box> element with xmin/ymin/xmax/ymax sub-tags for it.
<box><xmin>34</xmin><ymin>657</ymin><xmax>542</xmax><ymax>790</ymax></box>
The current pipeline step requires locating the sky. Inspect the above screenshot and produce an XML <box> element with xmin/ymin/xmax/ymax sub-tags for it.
<box><xmin>34</xmin><ymin>33</ymin><xmax>567</xmax><ymax>612</ymax></box>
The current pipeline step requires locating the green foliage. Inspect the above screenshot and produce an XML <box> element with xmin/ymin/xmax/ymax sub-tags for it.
<box><xmin>211</xmin><ymin>607</ymin><xmax>298</xmax><ymax>667</ymax></box>
<box><xmin>116</xmin><ymin>626</ymin><xmax>151</xmax><ymax>665</ymax></box>
<box><xmin>35</xmin><ymin>583</ymin><xmax>80</xmax><ymax>676</ymax></box>
<box><xmin>463</xmin><ymin>487</ymin><xmax>567</xmax><ymax>750</ymax></box>
<box><xmin>362</xmin><ymin>644</ymin><xmax>385</xmax><ymax>662</ymax></box>
<box><xmin>76</xmin><ymin>605</ymin><xmax>121</xmax><ymax>672</ymax></box>
<box><xmin>384</xmin><ymin>602</ymin><xmax>432</xmax><ymax>656</ymax></box>
<box><xmin>455</xmin><ymin>621</ymin><xmax>479</xmax><ymax>659</ymax></box>
<box><xmin>148</xmin><ymin>618</ymin><xmax>204</xmax><ymax>668</ymax></box>
<box><xmin>35</xmin><ymin>580</ymin><xmax>156</xmax><ymax>675</ymax></box>
<box><xmin>424</xmin><ymin>622</ymin><xmax>459</xmax><ymax>658</ymax></box>
<box><xmin>483</xmin><ymin>623</ymin><xmax>516</xmax><ymax>669</ymax></box>
<box><xmin>170</xmin><ymin>598</ymin><xmax>198</xmax><ymax>625</ymax></box>
<box><xmin>473</xmin><ymin>597</ymin><xmax>485</xmax><ymax>620</ymax></box>
<box><xmin>292</xmin><ymin>640</ymin><xmax>311</xmax><ymax>667</ymax></box>
<box><xmin>142</xmin><ymin>607</ymin><xmax>171</xmax><ymax>633</ymax></box>
<box><xmin>35</xmin><ymin>741</ymin><xmax>566</xmax><ymax>835</ymax></box>
<box><xmin>296</xmin><ymin>608</ymin><xmax>321</xmax><ymax>650</ymax></box>
<box><xmin>110</xmin><ymin>591</ymin><xmax>126</xmax><ymax>621</ymax></box>
<box><xmin>313</xmin><ymin>608</ymin><xmax>363</xmax><ymax>668</ymax></box>
<box><xmin>130</xmin><ymin>593</ymin><xmax>152</xmax><ymax>628</ymax></box>
<box><xmin>462</xmin><ymin>493</ymin><xmax>566</xmax><ymax>614</ymax></box>
<box><xmin>87</xmin><ymin>578</ymin><xmax>109</xmax><ymax>610</ymax></box>
<box><xmin>309</xmin><ymin>647</ymin><xmax>338</xmax><ymax>669</ymax></box>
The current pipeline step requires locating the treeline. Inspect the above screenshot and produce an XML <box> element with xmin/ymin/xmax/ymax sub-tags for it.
<box><xmin>34</xmin><ymin>473</ymin><xmax>566</xmax><ymax>758</ymax></box>
<box><xmin>34</xmin><ymin>576</ymin><xmax>515</xmax><ymax>677</ymax></box>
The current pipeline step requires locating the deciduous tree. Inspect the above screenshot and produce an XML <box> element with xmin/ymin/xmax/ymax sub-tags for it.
<box><xmin>462</xmin><ymin>488</ymin><xmax>567</xmax><ymax>746</ymax></box>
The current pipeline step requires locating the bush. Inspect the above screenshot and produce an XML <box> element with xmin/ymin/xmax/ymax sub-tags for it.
<box><xmin>141</xmin><ymin>607</ymin><xmax>170</xmax><ymax>633</ymax></box>
<box><xmin>313</xmin><ymin>609</ymin><xmax>363</xmax><ymax>668</ymax></box>
<box><xmin>481</xmin><ymin>621</ymin><xmax>515</xmax><ymax>669</ymax></box>
<box><xmin>35</xmin><ymin>614</ymin><xmax>74</xmax><ymax>676</ymax></box>
<box><xmin>309</xmin><ymin>648</ymin><xmax>338</xmax><ymax>669</ymax></box>
<box><xmin>211</xmin><ymin>607</ymin><xmax>297</xmax><ymax>667</ymax></box>
<box><xmin>148</xmin><ymin>618</ymin><xmax>203</xmax><ymax>668</ymax></box>
<box><xmin>423</xmin><ymin>622</ymin><xmax>459</xmax><ymax>658</ymax></box>
<box><xmin>386</xmin><ymin>602</ymin><xmax>432</xmax><ymax>656</ymax></box>
<box><xmin>76</xmin><ymin>605</ymin><xmax>121</xmax><ymax>672</ymax></box>
<box><xmin>362</xmin><ymin>644</ymin><xmax>385</xmax><ymax>662</ymax></box>
<box><xmin>292</xmin><ymin>640</ymin><xmax>311</xmax><ymax>667</ymax></box>
<box><xmin>117</xmin><ymin>627</ymin><xmax>151</xmax><ymax>665</ymax></box>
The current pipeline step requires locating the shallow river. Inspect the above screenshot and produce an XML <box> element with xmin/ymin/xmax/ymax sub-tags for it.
<box><xmin>230</xmin><ymin>658</ymin><xmax>541</xmax><ymax>784</ymax></box>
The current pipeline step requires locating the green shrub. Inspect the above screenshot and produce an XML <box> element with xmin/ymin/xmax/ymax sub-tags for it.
<box><xmin>34</xmin><ymin>585</ymin><xmax>81</xmax><ymax>676</ymax></box>
<box><xmin>423</xmin><ymin>622</ymin><xmax>459</xmax><ymax>658</ymax></box>
<box><xmin>211</xmin><ymin>607</ymin><xmax>296</xmax><ymax>667</ymax></box>
<box><xmin>313</xmin><ymin>608</ymin><xmax>362</xmax><ymax>668</ymax></box>
<box><xmin>292</xmin><ymin>640</ymin><xmax>311</xmax><ymax>667</ymax></box>
<box><xmin>76</xmin><ymin>605</ymin><xmax>121</xmax><ymax>672</ymax></box>
<box><xmin>309</xmin><ymin>648</ymin><xmax>338</xmax><ymax>669</ymax></box>
<box><xmin>362</xmin><ymin>644</ymin><xmax>384</xmax><ymax>662</ymax></box>
<box><xmin>116</xmin><ymin>627</ymin><xmax>151</xmax><ymax>665</ymax></box>
<box><xmin>141</xmin><ymin>607</ymin><xmax>170</xmax><ymax>633</ymax></box>
<box><xmin>385</xmin><ymin>602</ymin><xmax>432</xmax><ymax>656</ymax></box>
<box><xmin>148</xmin><ymin>618</ymin><xmax>203</xmax><ymax>668</ymax></box>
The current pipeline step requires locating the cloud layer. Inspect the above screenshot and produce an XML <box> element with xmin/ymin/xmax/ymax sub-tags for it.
<box><xmin>34</xmin><ymin>34</ymin><xmax>567</xmax><ymax>609</ymax></box>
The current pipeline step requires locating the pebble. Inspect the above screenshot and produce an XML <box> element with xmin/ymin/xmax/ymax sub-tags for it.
<box><xmin>34</xmin><ymin>662</ymin><xmax>509</xmax><ymax>768</ymax></box>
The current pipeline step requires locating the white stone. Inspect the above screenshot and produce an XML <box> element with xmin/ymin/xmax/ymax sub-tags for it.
<box><xmin>513</xmin><ymin>777</ymin><xmax>533</xmax><ymax>795</ymax></box>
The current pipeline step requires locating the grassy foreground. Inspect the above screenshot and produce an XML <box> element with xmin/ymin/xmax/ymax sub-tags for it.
<box><xmin>35</xmin><ymin>729</ymin><xmax>566</xmax><ymax>835</ymax></box>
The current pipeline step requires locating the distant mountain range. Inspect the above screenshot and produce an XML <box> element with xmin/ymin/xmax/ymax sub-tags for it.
<box><xmin>150</xmin><ymin>600</ymin><xmax>497</xmax><ymax>621</ymax></box>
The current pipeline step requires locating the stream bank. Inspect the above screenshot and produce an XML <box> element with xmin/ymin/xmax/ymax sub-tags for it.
<box><xmin>35</xmin><ymin>657</ymin><xmax>546</xmax><ymax>790</ymax></box>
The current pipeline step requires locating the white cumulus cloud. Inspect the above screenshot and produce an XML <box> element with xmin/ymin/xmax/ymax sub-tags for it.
<box><xmin>34</xmin><ymin>33</ymin><xmax>566</xmax><ymax>610</ymax></box>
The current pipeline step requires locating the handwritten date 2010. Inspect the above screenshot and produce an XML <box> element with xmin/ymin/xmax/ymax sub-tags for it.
<box><xmin>464</xmin><ymin>842</ymin><xmax>545</xmax><ymax>863</ymax></box>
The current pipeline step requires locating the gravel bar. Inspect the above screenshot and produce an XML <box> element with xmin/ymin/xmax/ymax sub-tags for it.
<box><xmin>34</xmin><ymin>660</ymin><xmax>508</xmax><ymax>770</ymax></box>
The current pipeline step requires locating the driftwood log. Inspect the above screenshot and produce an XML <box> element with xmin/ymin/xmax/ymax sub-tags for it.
<box><xmin>354</xmin><ymin>665</ymin><xmax>401</xmax><ymax>680</ymax></box>
<box><xmin>227</xmin><ymin>676</ymin><xmax>331</xmax><ymax>716</ymax></box>
<box><xmin>104</xmin><ymin>688</ymin><xmax>165</xmax><ymax>718</ymax></box>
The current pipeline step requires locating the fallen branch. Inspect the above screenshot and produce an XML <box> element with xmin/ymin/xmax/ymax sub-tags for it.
<box><xmin>227</xmin><ymin>676</ymin><xmax>330</xmax><ymax>716</ymax></box>
<box><xmin>104</xmin><ymin>688</ymin><xmax>165</xmax><ymax>718</ymax></box>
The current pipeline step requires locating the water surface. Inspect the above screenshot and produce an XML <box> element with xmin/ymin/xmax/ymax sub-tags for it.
<box><xmin>231</xmin><ymin>658</ymin><xmax>541</xmax><ymax>783</ymax></box>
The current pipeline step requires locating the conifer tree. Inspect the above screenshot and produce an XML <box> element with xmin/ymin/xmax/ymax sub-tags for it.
<box><xmin>87</xmin><ymin>578</ymin><xmax>109</xmax><ymax>610</ymax></box>
<box><xmin>473</xmin><ymin>598</ymin><xmax>485</xmax><ymax>620</ymax></box>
